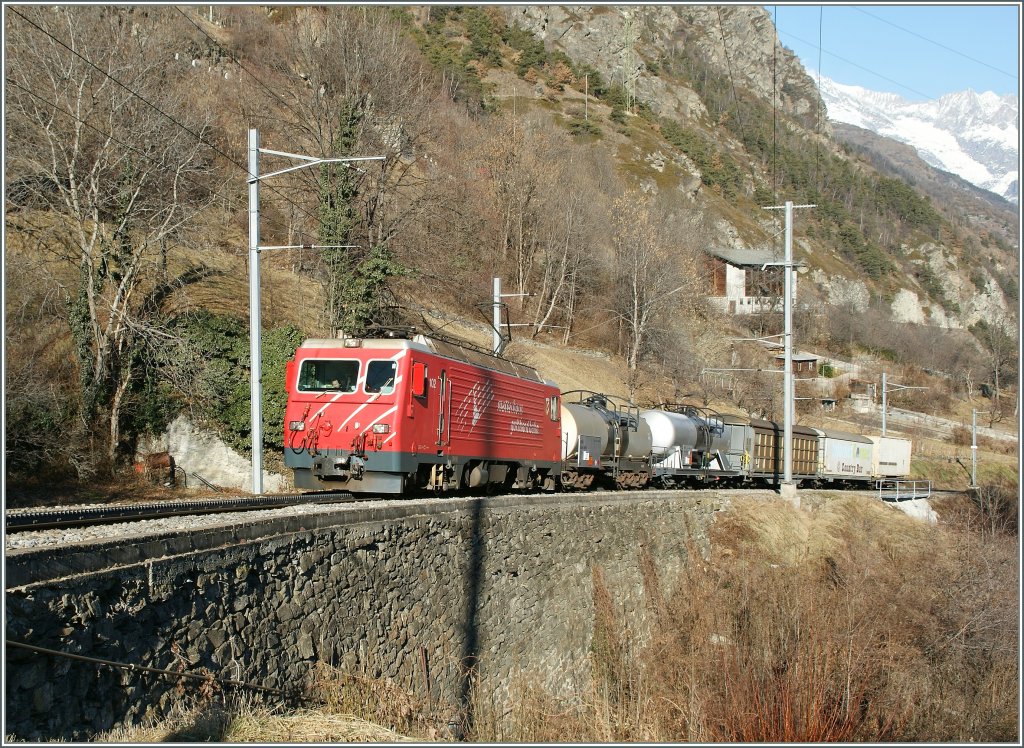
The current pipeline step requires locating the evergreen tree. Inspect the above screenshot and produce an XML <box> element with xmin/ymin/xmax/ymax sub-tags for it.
<box><xmin>318</xmin><ymin>100</ymin><xmax>404</xmax><ymax>336</ymax></box>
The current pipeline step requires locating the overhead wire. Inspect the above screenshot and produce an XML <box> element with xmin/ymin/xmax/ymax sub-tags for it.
<box><xmin>8</xmin><ymin>6</ymin><xmax>326</xmax><ymax>242</ymax></box>
<box><xmin>715</xmin><ymin>6</ymin><xmax>762</xmax><ymax>191</ymax></box>
<box><xmin>715</xmin><ymin>7</ymin><xmax>748</xmax><ymax>141</ymax></box>
<box><xmin>772</xmin><ymin>6</ymin><xmax>779</xmax><ymax>205</ymax></box>
<box><xmin>777</xmin><ymin>7</ymin><xmax>1015</xmax><ymax>102</ymax></box>
<box><xmin>815</xmin><ymin>6</ymin><xmax>823</xmax><ymax>198</ymax></box>
<box><xmin>778</xmin><ymin>27</ymin><xmax>941</xmax><ymax>102</ymax></box>
<box><xmin>173</xmin><ymin>7</ymin><xmax>386</xmax><ymax>211</ymax></box>
<box><xmin>6</xmin><ymin>78</ymin><xmax>305</xmax><ymax>246</ymax></box>
<box><xmin>853</xmin><ymin>6</ymin><xmax>1018</xmax><ymax>81</ymax></box>
<box><xmin>6</xmin><ymin>640</ymin><xmax>314</xmax><ymax>707</ymax></box>
<box><xmin>172</xmin><ymin>6</ymin><xmax>306</xmax><ymax>129</ymax></box>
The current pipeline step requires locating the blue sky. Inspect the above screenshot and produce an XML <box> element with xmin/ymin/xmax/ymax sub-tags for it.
<box><xmin>769</xmin><ymin>4</ymin><xmax>1020</xmax><ymax>100</ymax></box>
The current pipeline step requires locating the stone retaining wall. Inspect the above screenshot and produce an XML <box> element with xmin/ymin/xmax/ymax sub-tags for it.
<box><xmin>4</xmin><ymin>491</ymin><xmax>724</xmax><ymax>740</ymax></box>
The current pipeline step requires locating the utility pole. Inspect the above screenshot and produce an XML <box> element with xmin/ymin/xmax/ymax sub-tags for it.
<box><xmin>763</xmin><ymin>201</ymin><xmax>814</xmax><ymax>497</ymax></box>
<box><xmin>879</xmin><ymin>373</ymin><xmax>927</xmax><ymax>438</ymax></box>
<box><xmin>491</xmin><ymin>277</ymin><xmax>531</xmax><ymax>356</ymax></box>
<box><xmin>970</xmin><ymin>408</ymin><xmax>990</xmax><ymax>488</ymax></box>
<box><xmin>247</xmin><ymin>128</ymin><xmax>384</xmax><ymax>494</ymax></box>
<box><xmin>248</xmin><ymin>129</ymin><xmax>262</xmax><ymax>494</ymax></box>
<box><xmin>492</xmin><ymin>277</ymin><xmax>502</xmax><ymax>355</ymax></box>
<box><xmin>783</xmin><ymin>201</ymin><xmax>794</xmax><ymax>488</ymax></box>
<box><xmin>971</xmin><ymin>408</ymin><xmax>978</xmax><ymax>488</ymax></box>
<box><xmin>882</xmin><ymin>371</ymin><xmax>887</xmax><ymax>436</ymax></box>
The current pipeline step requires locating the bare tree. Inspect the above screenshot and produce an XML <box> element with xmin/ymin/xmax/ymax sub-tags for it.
<box><xmin>470</xmin><ymin>115</ymin><xmax>560</xmax><ymax>304</ymax></box>
<box><xmin>529</xmin><ymin>143</ymin><xmax>604</xmax><ymax>342</ymax></box>
<box><xmin>232</xmin><ymin>6</ymin><xmax>446</xmax><ymax>332</ymax></box>
<box><xmin>610</xmin><ymin>194</ymin><xmax>706</xmax><ymax>399</ymax></box>
<box><xmin>970</xmin><ymin>309</ymin><xmax>1019</xmax><ymax>425</ymax></box>
<box><xmin>6</xmin><ymin>6</ymin><xmax>218</xmax><ymax>467</ymax></box>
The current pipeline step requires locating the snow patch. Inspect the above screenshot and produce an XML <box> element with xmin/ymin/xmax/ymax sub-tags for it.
<box><xmin>892</xmin><ymin>498</ymin><xmax>938</xmax><ymax>524</ymax></box>
<box><xmin>818</xmin><ymin>76</ymin><xmax>1018</xmax><ymax>203</ymax></box>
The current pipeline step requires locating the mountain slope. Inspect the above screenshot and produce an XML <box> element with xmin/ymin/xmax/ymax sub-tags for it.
<box><xmin>831</xmin><ymin>122</ymin><xmax>1017</xmax><ymax>243</ymax></box>
<box><xmin>818</xmin><ymin>76</ymin><xmax>1019</xmax><ymax>203</ymax></box>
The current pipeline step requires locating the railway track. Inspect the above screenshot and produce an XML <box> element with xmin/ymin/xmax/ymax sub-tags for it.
<box><xmin>4</xmin><ymin>492</ymin><xmax>354</xmax><ymax>533</ymax></box>
<box><xmin>6</xmin><ymin>482</ymin><xmax>968</xmax><ymax>535</ymax></box>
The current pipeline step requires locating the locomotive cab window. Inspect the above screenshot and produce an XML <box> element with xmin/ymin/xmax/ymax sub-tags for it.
<box><xmin>297</xmin><ymin>359</ymin><xmax>359</xmax><ymax>393</ymax></box>
<box><xmin>365</xmin><ymin>360</ymin><xmax>397</xmax><ymax>395</ymax></box>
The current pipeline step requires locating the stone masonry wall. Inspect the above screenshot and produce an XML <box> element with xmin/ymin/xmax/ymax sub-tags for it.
<box><xmin>4</xmin><ymin>492</ymin><xmax>722</xmax><ymax>741</ymax></box>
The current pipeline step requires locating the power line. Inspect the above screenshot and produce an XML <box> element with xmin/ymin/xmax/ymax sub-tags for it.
<box><xmin>175</xmin><ymin>6</ymin><xmax>386</xmax><ymax>209</ymax></box>
<box><xmin>173</xmin><ymin>7</ymin><xmax>305</xmax><ymax>129</ymax></box>
<box><xmin>6</xmin><ymin>639</ymin><xmax>314</xmax><ymax>707</ymax></box>
<box><xmin>8</xmin><ymin>7</ymin><xmax>325</xmax><ymax>235</ymax></box>
<box><xmin>814</xmin><ymin>6</ymin><xmax>823</xmax><ymax>195</ymax></box>
<box><xmin>778</xmin><ymin>28</ymin><xmax>938</xmax><ymax>101</ymax></box>
<box><xmin>715</xmin><ymin>6</ymin><xmax>760</xmax><ymax>190</ymax></box>
<box><xmin>5</xmin><ymin>78</ymin><xmax>313</xmax><ymax>246</ymax></box>
<box><xmin>715</xmin><ymin>7</ymin><xmax>748</xmax><ymax>140</ymax></box>
<box><xmin>854</xmin><ymin>6</ymin><xmax>1019</xmax><ymax>82</ymax></box>
<box><xmin>772</xmin><ymin>5</ymin><xmax>779</xmax><ymax>203</ymax></box>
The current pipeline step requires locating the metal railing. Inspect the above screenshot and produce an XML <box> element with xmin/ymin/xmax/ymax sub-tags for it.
<box><xmin>877</xmin><ymin>479</ymin><xmax>932</xmax><ymax>502</ymax></box>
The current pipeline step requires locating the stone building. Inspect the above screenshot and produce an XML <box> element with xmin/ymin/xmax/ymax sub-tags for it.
<box><xmin>705</xmin><ymin>247</ymin><xmax>795</xmax><ymax>315</ymax></box>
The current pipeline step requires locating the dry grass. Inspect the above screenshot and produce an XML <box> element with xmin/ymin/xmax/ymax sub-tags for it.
<box><xmin>304</xmin><ymin>662</ymin><xmax>449</xmax><ymax>741</ymax></box>
<box><xmin>96</xmin><ymin>695</ymin><xmax>420</xmax><ymax>743</ymax></box>
<box><xmin>493</xmin><ymin>494</ymin><xmax>1019</xmax><ymax>743</ymax></box>
<box><xmin>218</xmin><ymin>709</ymin><xmax>420</xmax><ymax>742</ymax></box>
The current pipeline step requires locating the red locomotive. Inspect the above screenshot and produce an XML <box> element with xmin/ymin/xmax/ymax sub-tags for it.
<box><xmin>283</xmin><ymin>331</ymin><xmax>562</xmax><ymax>493</ymax></box>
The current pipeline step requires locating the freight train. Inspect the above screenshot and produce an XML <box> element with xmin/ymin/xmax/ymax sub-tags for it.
<box><xmin>283</xmin><ymin>330</ymin><xmax>911</xmax><ymax>494</ymax></box>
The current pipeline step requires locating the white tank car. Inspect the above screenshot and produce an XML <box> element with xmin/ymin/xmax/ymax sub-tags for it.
<box><xmin>561</xmin><ymin>400</ymin><xmax>653</xmax><ymax>461</ymax></box>
<box><xmin>641</xmin><ymin>409</ymin><xmax>730</xmax><ymax>456</ymax></box>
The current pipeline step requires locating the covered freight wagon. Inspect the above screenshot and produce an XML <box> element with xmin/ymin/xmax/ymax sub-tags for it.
<box><xmin>813</xmin><ymin>428</ymin><xmax>874</xmax><ymax>484</ymax></box>
<box><xmin>867</xmin><ymin>435</ymin><xmax>912</xmax><ymax>478</ymax></box>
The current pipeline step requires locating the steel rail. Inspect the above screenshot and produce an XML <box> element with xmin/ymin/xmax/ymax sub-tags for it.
<box><xmin>5</xmin><ymin>492</ymin><xmax>352</xmax><ymax>533</ymax></box>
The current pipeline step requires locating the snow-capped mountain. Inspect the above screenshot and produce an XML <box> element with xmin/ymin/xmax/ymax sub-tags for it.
<box><xmin>817</xmin><ymin>75</ymin><xmax>1019</xmax><ymax>204</ymax></box>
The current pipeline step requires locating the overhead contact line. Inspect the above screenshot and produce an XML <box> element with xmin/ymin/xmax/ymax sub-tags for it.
<box><xmin>8</xmin><ymin>7</ymin><xmax>326</xmax><ymax>243</ymax></box>
<box><xmin>5</xmin><ymin>78</ymin><xmax>302</xmax><ymax>243</ymax></box>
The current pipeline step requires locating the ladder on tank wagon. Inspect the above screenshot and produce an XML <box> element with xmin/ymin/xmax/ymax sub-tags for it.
<box><xmin>877</xmin><ymin>479</ymin><xmax>932</xmax><ymax>502</ymax></box>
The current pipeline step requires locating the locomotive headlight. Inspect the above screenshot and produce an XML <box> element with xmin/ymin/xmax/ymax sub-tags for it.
<box><xmin>289</xmin><ymin>421</ymin><xmax>306</xmax><ymax>431</ymax></box>
<box><xmin>372</xmin><ymin>423</ymin><xmax>390</xmax><ymax>434</ymax></box>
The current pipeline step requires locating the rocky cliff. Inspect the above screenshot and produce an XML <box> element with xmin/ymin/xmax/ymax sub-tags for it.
<box><xmin>506</xmin><ymin>5</ymin><xmax>827</xmax><ymax>130</ymax></box>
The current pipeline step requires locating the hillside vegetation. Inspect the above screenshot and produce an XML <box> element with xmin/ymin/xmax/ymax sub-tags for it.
<box><xmin>3</xmin><ymin>5</ymin><xmax>1017</xmax><ymax>491</ymax></box>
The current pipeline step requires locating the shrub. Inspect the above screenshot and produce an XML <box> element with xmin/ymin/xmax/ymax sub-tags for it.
<box><xmin>169</xmin><ymin>311</ymin><xmax>306</xmax><ymax>455</ymax></box>
<box><xmin>495</xmin><ymin>496</ymin><xmax>1019</xmax><ymax>742</ymax></box>
<box><xmin>567</xmin><ymin>117</ymin><xmax>601</xmax><ymax>138</ymax></box>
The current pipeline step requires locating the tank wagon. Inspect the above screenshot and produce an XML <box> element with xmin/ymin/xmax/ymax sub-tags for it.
<box><xmin>283</xmin><ymin>330</ymin><xmax>913</xmax><ymax>495</ymax></box>
<box><xmin>560</xmin><ymin>391</ymin><xmax>653</xmax><ymax>490</ymax></box>
<box><xmin>641</xmin><ymin>405</ymin><xmax>740</xmax><ymax>486</ymax></box>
